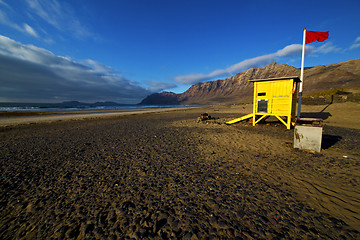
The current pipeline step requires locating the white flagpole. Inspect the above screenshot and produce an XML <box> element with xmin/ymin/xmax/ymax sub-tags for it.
<box><xmin>297</xmin><ymin>28</ymin><xmax>306</xmax><ymax>119</ymax></box>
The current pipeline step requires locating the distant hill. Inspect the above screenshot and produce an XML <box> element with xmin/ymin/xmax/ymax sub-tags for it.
<box><xmin>139</xmin><ymin>59</ymin><xmax>360</xmax><ymax>105</ymax></box>
<box><xmin>139</xmin><ymin>92</ymin><xmax>180</xmax><ymax>105</ymax></box>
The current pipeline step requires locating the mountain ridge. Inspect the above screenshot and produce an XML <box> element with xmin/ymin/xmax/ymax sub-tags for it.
<box><xmin>139</xmin><ymin>59</ymin><xmax>360</xmax><ymax>105</ymax></box>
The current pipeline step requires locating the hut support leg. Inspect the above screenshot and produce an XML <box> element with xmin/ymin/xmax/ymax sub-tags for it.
<box><xmin>274</xmin><ymin>115</ymin><xmax>290</xmax><ymax>129</ymax></box>
<box><xmin>254</xmin><ymin>115</ymin><xmax>268</xmax><ymax>126</ymax></box>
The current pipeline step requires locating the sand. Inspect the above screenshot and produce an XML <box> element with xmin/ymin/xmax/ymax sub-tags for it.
<box><xmin>0</xmin><ymin>103</ymin><xmax>359</xmax><ymax>239</ymax></box>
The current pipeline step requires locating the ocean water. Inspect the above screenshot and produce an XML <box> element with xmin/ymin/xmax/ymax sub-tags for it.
<box><xmin>0</xmin><ymin>102</ymin><xmax>194</xmax><ymax>112</ymax></box>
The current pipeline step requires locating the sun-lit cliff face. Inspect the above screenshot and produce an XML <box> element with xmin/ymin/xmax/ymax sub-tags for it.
<box><xmin>140</xmin><ymin>59</ymin><xmax>360</xmax><ymax>105</ymax></box>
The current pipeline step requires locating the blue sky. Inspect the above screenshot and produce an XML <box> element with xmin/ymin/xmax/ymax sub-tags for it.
<box><xmin>0</xmin><ymin>0</ymin><xmax>359</xmax><ymax>103</ymax></box>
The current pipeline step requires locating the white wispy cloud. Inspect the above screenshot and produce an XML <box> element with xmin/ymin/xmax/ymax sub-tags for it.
<box><xmin>314</xmin><ymin>42</ymin><xmax>341</xmax><ymax>54</ymax></box>
<box><xmin>23</xmin><ymin>23</ymin><xmax>39</xmax><ymax>38</ymax></box>
<box><xmin>0</xmin><ymin>0</ymin><xmax>8</xmax><ymax>7</ymax></box>
<box><xmin>25</xmin><ymin>0</ymin><xmax>93</xmax><ymax>39</ymax></box>
<box><xmin>85</xmin><ymin>59</ymin><xmax>118</xmax><ymax>74</ymax></box>
<box><xmin>26</xmin><ymin>0</ymin><xmax>64</xmax><ymax>29</ymax></box>
<box><xmin>350</xmin><ymin>36</ymin><xmax>360</xmax><ymax>50</ymax></box>
<box><xmin>0</xmin><ymin>8</ymin><xmax>14</xmax><ymax>26</ymax></box>
<box><xmin>0</xmin><ymin>9</ymin><xmax>39</xmax><ymax>38</ymax></box>
<box><xmin>0</xmin><ymin>35</ymin><xmax>150</xmax><ymax>103</ymax></box>
<box><xmin>174</xmin><ymin>44</ymin><xmax>316</xmax><ymax>85</ymax></box>
<box><xmin>174</xmin><ymin>41</ymin><xmax>341</xmax><ymax>85</ymax></box>
<box><xmin>146</xmin><ymin>81</ymin><xmax>177</xmax><ymax>92</ymax></box>
<box><xmin>0</xmin><ymin>0</ymin><xmax>94</xmax><ymax>41</ymax></box>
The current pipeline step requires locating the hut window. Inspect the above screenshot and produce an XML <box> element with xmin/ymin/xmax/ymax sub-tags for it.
<box><xmin>258</xmin><ymin>92</ymin><xmax>266</xmax><ymax>96</ymax></box>
<box><xmin>258</xmin><ymin>99</ymin><xmax>268</xmax><ymax>113</ymax></box>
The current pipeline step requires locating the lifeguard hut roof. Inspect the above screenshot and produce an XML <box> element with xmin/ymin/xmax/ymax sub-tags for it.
<box><xmin>249</xmin><ymin>76</ymin><xmax>301</xmax><ymax>82</ymax></box>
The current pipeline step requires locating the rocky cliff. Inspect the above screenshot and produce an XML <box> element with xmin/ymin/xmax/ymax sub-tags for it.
<box><xmin>139</xmin><ymin>59</ymin><xmax>360</xmax><ymax>105</ymax></box>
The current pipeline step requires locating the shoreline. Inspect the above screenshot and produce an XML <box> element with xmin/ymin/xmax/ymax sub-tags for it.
<box><xmin>0</xmin><ymin>106</ymin><xmax>200</xmax><ymax>127</ymax></box>
<box><xmin>1</xmin><ymin>102</ymin><xmax>359</xmax><ymax>129</ymax></box>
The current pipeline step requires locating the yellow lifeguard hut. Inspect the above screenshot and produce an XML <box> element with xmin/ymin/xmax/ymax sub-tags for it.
<box><xmin>226</xmin><ymin>76</ymin><xmax>300</xmax><ymax>129</ymax></box>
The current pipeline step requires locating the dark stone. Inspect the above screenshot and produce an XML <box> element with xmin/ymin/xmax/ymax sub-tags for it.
<box><xmin>65</xmin><ymin>227</ymin><xmax>79</xmax><ymax>239</ymax></box>
<box><xmin>183</xmin><ymin>231</ymin><xmax>193</xmax><ymax>240</ymax></box>
<box><xmin>299</xmin><ymin>225</ymin><xmax>309</xmax><ymax>232</ymax></box>
<box><xmin>122</xmin><ymin>201</ymin><xmax>135</xmax><ymax>210</ymax></box>
<box><xmin>154</xmin><ymin>218</ymin><xmax>167</xmax><ymax>233</ymax></box>
<box><xmin>82</xmin><ymin>224</ymin><xmax>94</xmax><ymax>235</ymax></box>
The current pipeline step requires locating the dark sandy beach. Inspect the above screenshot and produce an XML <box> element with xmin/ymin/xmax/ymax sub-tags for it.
<box><xmin>1</xmin><ymin>105</ymin><xmax>360</xmax><ymax>239</ymax></box>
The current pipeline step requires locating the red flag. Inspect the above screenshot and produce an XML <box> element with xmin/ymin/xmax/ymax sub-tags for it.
<box><xmin>305</xmin><ymin>31</ymin><xmax>329</xmax><ymax>44</ymax></box>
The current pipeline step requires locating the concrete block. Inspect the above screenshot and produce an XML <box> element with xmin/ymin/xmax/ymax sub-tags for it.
<box><xmin>294</xmin><ymin>125</ymin><xmax>323</xmax><ymax>152</ymax></box>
